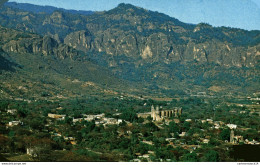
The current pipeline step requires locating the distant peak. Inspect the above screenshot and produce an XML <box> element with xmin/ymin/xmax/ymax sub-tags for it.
<box><xmin>117</xmin><ymin>3</ymin><xmax>136</xmax><ymax>8</ymax></box>
<box><xmin>116</xmin><ymin>3</ymin><xmax>143</xmax><ymax>11</ymax></box>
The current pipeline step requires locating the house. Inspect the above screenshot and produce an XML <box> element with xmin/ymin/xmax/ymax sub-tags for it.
<box><xmin>166</xmin><ymin>138</ymin><xmax>176</xmax><ymax>142</ymax></box>
<box><xmin>185</xmin><ymin>119</ymin><xmax>192</xmax><ymax>122</ymax></box>
<box><xmin>114</xmin><ymin>113</ymin><xmax>122</xmax><ymax>116</ymax></box>
<box><xmin>95</xmin><ymin>113</ymin><xmax>105</xmax><ymax>119</ymax></box>
<box><xmin>201</xmin><ymin>120</ymin><xmax>206</xmax><ymax>123</ymax></box>
<box><xmin>137</xmin><ymin>112</ymin><xmax>151</xmax><ymax>119</ymax></box>
<box><xmin>214</xmin><ymin>124</ymin><xmax>220</xmax><ymax>129</ymax></box>
<box><xmin>245</xmin><ymin>139</ymin><xmax>259</xmax><ymax>145</ymax></box>
<box><xmin>84</xmin><ymin>117</ymin><xmax>95</xmax><ymax>121</ymax></box>
<box><xmin>138</xmin><ymin>154</ymin><xmax>150</xmax><ymax>161</ymax></box>
<box><xmin>132</xmin><ymin>159</ymin><xmax>141</xmax><ymax>162</ymax></box>
<box><xmin>95</xmin><ymin>121</ymin><xmax>101</xmax><ymax>125</ymax></box>
<box><xmin>104</xmin><ymin>118</ymin><xmax>122</xmax><ymax>125</ymax></box>
<box><xmin>7</xmin><ymin>109</ymin><xmax>17</xmax><ymax>114</ymax></box>
<box><xmin>117</xmin><ymin>119</ymin><xmax>123</xmax><ymax>124</ymax></box>
<box><xmin>173</xmin><ymin>118</ymin><xmax>180</xmax><ymax>124</ymax></box>
<box><xmin>148</xmin><ymin>151</ymin><xmax>155</xmax><ymax>154</ymax></box>
<box><xmin>179</xmin><ymin>132</ymin><xmax>186</xmax><ymax>137</ymax></box>
<box><xmin>52</xmin><ymin>133</ymin><xmax>62</xmax><ymax>137</ymax></box>
<box><xmin>64</xmin><ymin>137</ymin><xmax>75</xmax><ymax>141</ymax></box>
<box><xmin>84</xmin><ymin>115</ymin><xmax>96</xmax><ymax>120</ymax></box>
<box><xmin>48</xmin><ymin>113</ymin><xmax>66</xmax><ymax>120</ymax></box>
<box><xmin>8</xmin><ymin>121</ymin><xmax>22</xmax><ymax>127</ymax></box>
<box><xmin>203</xmin><ymin>139</ymin><xmax>210</xmax><ymax>144</ymax></box>
<box><xmin>227</xmin><ymin>124</ymin><xmax>237</xmax><ymax>129</ymax></box>
<box><xmin>27</xmin><ymin>147</ymin><xmax>38</xmax><ymax>157</ymax></box>
<box><xmin>73</xmin><ymin>118</ymin><xmax>83</xmax><ymax>123</ymax></box>
<box><xmin>142</xmin><ymin>141</ymin><xmax>154</xmax><ymax>145</ymax></box>
<box><xmin>206</xmin><ymin>119</ymin><xmax>213</xmax><ymax>123</ymax></box>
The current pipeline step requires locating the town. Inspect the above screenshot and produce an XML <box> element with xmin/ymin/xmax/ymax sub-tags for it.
<box><xmin>0</xmin><ymin>95</ymin><xmax>259</xmax><ymax>162</ymax></box>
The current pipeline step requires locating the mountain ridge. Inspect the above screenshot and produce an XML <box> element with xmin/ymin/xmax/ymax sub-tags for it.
<box><xmin>5</xmin><ymin>2</ymin><xmax>94</xmax><ymax>15</ymax></box>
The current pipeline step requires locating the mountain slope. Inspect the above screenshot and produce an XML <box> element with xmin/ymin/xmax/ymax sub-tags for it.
<box><xmin>0</xmin><ymin>3</ymin><xmax>259</xmax><ymax>97</ymax></box>
<box><xmin>0</xmin><ymin>26</ymin><xmax>134</xmax><ymax>99</ymax></box>
<box><xmin>1</xmin><ymin>3</ymin><xmax>259</xmax><ymax>67</ymax></box>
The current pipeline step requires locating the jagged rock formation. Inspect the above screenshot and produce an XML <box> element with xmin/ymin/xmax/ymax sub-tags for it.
<box><xmin>0</xmin><ymin>26</ymin><xmax>79</xmax><ymax>60</ymax></box>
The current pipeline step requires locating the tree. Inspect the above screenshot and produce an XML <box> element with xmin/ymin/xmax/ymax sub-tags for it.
<box><xmin>145</xmin><ymin>122</ymin><xmax>159</xmax><ymax>132</ymax></box>
<box><xmin>169</xmin><ymin>121</ymin><xmax>180</xmax><ymax>133</ymax></box>
<box><xmin>182</xmin><ymin>152</ymin><xmax>199</xmax><ymax>162</ymax></box>
<box><xmin>137</xmin><ymin>117</ymin><xmax>144</xmax><ymax>123</ymax></box>
<box><xmin>0</xmin><ymin>134</ymin><xmax>9</xmax><ymax>152</ymax></box>
<box><xmin>17</xmin><ymin>108</ymin><xmax>28</xmax><ymax>118</ymax></box>
<box><xmin>183</xmin><ymin>122</ymin><xmax>191</xmax><ymax>132</ymax></box>
<box><xmin>203</xmin><ymin>150</ymin><xmax>219</xmax><ymax>162</ymax></box>
<box><xmin>220</xmin><ymin>129</ymin><xmax>230</xmax><ymax>141</ymax></box>
<box><xmin>28</xmin><ymin>118</ymin><xmax>45</xmax><ymax>130</ymax></box>
<box><xmin>120</xmin><ymin>111</ymin><xmax>138</xmax><ymax>122</ymax></box>
<box><xmin>31</xmin><ymin>138</ymin><xmax>54</xmax><ymax>161</ymax></box>
<box><xmin>65</xmin><ymin>116</ymin><xmax>73</xmax><ymax>125</ymax></box>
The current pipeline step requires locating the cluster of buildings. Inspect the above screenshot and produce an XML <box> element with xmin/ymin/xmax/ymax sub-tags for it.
<box><xmin>48</xmin><ymin>113</ymin><xmax>124</xmax><ymax>126</ymax></box>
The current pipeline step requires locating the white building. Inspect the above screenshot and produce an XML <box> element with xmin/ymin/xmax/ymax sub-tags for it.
<box><xmin>179</xmin><ymin>132</ymin><xmax>186</xmax><ymax>137</ymax></box>
<box><xmin>185</xmin><ymin>119</ymin><xmax>192</xmax><ymax>122</ymax></box>
<box><xmin>227</xmin><ymin>124</ymin><xmax>237</xmax><ymax>129</ymax></box>
<box><xmin>7</xmin><ymin>109</ymin><xmax>17</xmax><ymax>114</ymax></box>
<box><xmin>8</xmin><ymin>121</ymin><xmax>22</xmax><ymax>127</ymax></box>
<box><xmin>206</xmin><ymin>119</ymin><xmax>213</xmax><ymax>123</ymax></box>
<box><xmin>48</xmin><ymin>113</ymin><xmax>66</xmax><ymax>119</ymax></box>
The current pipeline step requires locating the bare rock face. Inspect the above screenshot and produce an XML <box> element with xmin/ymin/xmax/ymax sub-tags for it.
<box><xmin>42</xmin><ymin>36</ymin><xmax>58</xmax><ymax>55</ymax></box>
<box><xmin>64</xmin><ymin>28</ymin><xmax>259</xmax><ymax>68</ymax></box>
<box><xmin>64</xmin><ymin>30</ymin><xmax>93</xmax><ymax>52</ymax></box>
<box><xmin>1</xmin><ymin>26</ymin><xmax>79</xmax><ymax>60</ymax></box>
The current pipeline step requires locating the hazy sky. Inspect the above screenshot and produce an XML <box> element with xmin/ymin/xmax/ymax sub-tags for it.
<box><xmin>252</xmin><ymin>0</ymin><xmax>260</xmax><ymax>7</ymax></box>
<box><xmin>8</xmin><ymin>0</ymin><xmax>260</xmax><ymax>10</ymax></box>
<box><xmin>8</xmin><ymin>0</ymin><xmax>260</xmax><ymax>30</ymax></box>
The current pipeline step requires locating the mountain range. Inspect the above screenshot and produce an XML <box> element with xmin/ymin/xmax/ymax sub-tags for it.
<box><xmin>0</xmin><ymin>2</ymin><xmax>259</xmax><ymax>99</ymax></box>
<box><xmin>6</xmin><ymin>0</ymin><xmax>260</xmax><ymax>30</ymax></box>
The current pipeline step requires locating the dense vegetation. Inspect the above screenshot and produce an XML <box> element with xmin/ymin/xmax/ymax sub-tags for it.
<box><xmin>0</xmin><ymin>96</ymin><xmax>259</xmax><ymax>162</ymax></box>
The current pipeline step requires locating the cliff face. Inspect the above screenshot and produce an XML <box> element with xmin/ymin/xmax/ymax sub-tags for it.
<box><xmin>66</xmin><ymin>29</ymin><xmax>259</xmax><ymax>67</ymax></box>
<box><xmin>1</xmin><ymin>3</ymin><xmax>259</xmax><ymax>68</ymax></box>
<box><xmin>0</xmin><ymin>26</ymin><xmax>79</xmax><ymax>60</ymax></box>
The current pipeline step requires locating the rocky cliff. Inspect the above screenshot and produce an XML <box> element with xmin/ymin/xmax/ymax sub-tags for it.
<box><xmin>0</xmin><ymin>26</ymin><xmax>79</xmax><ymax>60</ymax></box>
<box><xmin>1</xmin><ymin>3</ymin><xmax>259</xmax><ymax>68</ymax></box>
<box><xmin>62</xmin><ymin>4</ymin><xmax>260</xmax><ymax>68</ymax></box>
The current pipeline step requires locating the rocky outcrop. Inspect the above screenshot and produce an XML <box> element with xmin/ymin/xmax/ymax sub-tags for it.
<box><xmin>64</xmin><ymin>30</ymin><xmax>93</xmax><ymax>52</ymax></box>
<box><xmin>1</xmin><ymin>27</ymin><xmax>79</xmax><ymax>60</ymax></box>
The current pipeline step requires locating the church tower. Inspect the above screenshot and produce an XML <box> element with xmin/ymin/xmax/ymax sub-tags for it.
<box><xmin>151</xmin><ymin>105</ymin><xmax>155</xmax><ymax>120</ymax></box>
<box><xmin>230</xmin><ymin>130</ymin><xmax>235</xmax><ymax>144</ymax></box>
